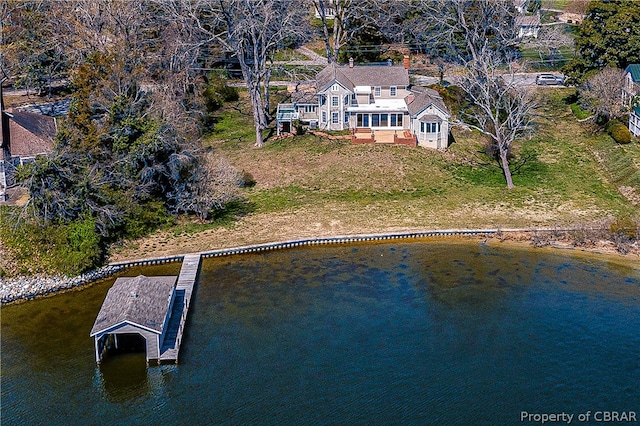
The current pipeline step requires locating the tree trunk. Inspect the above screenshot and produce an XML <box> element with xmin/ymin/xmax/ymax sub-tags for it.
<box><xmin>254</xmin><ymin>122</ymin><xmax>264</xmax><ymax>147</ymax></box>
<box><xmin>315</xmin><ymin>0</ymin><xmax>333</xmax><ymax>62</ymax></box>
<box><xmin>499</xmin><ymin>149</ymin><xmax>515</xmax><ymax>189</ymax></box>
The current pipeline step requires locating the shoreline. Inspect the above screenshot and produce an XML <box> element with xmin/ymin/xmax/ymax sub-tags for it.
<box><xmin>1</xmin><ymin>228</ymin><xmax>638</xmax><ymax>306</ymax></box>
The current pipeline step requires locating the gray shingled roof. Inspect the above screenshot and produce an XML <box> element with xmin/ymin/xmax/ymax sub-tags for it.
<box><xmin>90</xmin><ymin>275</ymin><xmax>177</xmax><ymax>336</ymax></box>
<box><xmin>316</xmin><ymin>63</ymin><xmax>410</xmax><ymax>92</ymax></box>
<box><xmin>291</xmin><ymin>91</ymin><xmax>319</xmax><ymax>104</ymax></box>
<box><xmin>405</xmin><ymin>87</ymin><xmax>449</xmax><ymax>117</ymax></box>
<box><xmin>515</xmin><ymin>15</ymin><xmax>540</xmax><ymax>26</ymax></box>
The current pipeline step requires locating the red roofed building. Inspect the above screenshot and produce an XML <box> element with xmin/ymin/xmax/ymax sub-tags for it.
<box><xmin>1</xmin><ymin>86</ymin><xmax>57</xmax><ymax>201</ymax></box>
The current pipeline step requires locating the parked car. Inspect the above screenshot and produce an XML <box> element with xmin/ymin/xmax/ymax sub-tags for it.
<box><xmin>536</xmin><ymin>73</ymin><xmax>564</xmax><ymax>86</ymax></box>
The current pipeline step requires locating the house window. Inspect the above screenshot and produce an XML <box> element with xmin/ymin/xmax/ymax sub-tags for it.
<box><xmin>371</xmin><ymin>114</ymin><xmax>380</xmax><ymax>127</ymax></box>
<box><xmin>390</xmin><ymin>86</ymin><xmax>397</xmax><ymax>97</ymax></box>
<box><xmin>356</xmin><ymin>113</ymin><xmax>370</xmax><ymax>127</ymax></box>
<box><xmin>390</xmin><ymin>114</ymin><xmax>403</xmax><ymax>127</ymax></box>
<box><xmin>421</xmin><ymin>122</ymin><xmax>439</xmax><ymax>133</ymax></box>
<box><xmin>319</xmin><ymin>95</ymin><xmax>326</xmax><ymax>106</ymax></box>
<box><xmin>304</xmin><ymin>105</ymin><xmax>317</xmax><ymax>113</ymax></box>
<box><xmin>332</xmin><ymin>112</ymin><xmax>339</xmax><ymax>124</ymax></box>
<box><xmin>344</xmin><ymin>95</ymin><xmax>349</xmax><ymax>106</ymax></box>
<box><xmin>332</xmin><ymin>84</ymin><xmax>339</xmax><ymax>91</ymax></box>
<box><xmin>332</xmin><ymin>96</ymin><xmax>339</xmax><ymax>107</ymax></box>
<box><xmin>322</xmin><ymin>111</ymin><xmax>327</xmax><ymax>123</ymax></box>
<box><xmin>351</xmin><ymin>93</ymin><xmax>357</xmax><ymax>106</ymax></box>
<box><xmin>381</xmin><ymin>114</ymin><xmax>388</xmax><ymax>127</ymax></box>
<box><xmin>374</xmin><ymin>86</ymin><xmax>381</xmax><ymax>97</ymax></box>
<box><xmin>344</xmin><ymin>111</ymin><xmax>349</xmax><ymax>123</ymax></box>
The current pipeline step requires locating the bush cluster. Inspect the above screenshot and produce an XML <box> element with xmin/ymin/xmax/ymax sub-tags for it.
<box><xmin>605</xmin><ymin>120</ymin><xmax>631</xmax><ymax>144</ymax></box>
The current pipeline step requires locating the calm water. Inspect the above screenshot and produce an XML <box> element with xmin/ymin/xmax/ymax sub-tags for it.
<box><xmin>2</xmin><ymin>241</ymin><xmax>639</xmax><ymax>425</ymax></box>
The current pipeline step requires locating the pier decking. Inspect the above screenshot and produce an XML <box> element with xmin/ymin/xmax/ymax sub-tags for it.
<box><xmin>158</xmin><ymin>253</ymin><xmax>201</xmax><ymax>363</ymax></box>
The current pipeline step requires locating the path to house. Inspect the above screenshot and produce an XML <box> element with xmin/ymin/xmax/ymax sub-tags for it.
<box><xmin>272</xmin><ymin>47</ymin><xmax>329</xmax><ymax>67</ymax></box>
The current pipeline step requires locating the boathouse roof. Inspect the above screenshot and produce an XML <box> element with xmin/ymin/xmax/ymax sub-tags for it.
<box><xmin>90</xmin><ymin>275</ymin><xmax>177</xmax><ymax>336</ymax></box>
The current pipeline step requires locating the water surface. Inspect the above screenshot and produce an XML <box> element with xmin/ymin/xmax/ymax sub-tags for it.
<box><xmin>2</xmin><ymin>241</ymin><xmax>639</xmax><ymax>425</ymax></box>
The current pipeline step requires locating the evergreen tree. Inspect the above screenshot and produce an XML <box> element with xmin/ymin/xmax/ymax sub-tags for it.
<box><xmin>563</xmin><ymin>0</ymin><xmax>640</xmax><ymax>82</ymax></box>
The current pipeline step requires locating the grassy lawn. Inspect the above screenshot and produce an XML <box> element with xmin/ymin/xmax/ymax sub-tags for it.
<box><xmin>273</xmin><ymin>48</ymin><xmax>309</xmax><ymax>61</ymax></box>
<box><xmin>106</xmin><ymin>87</ymin><xmax>640</xmax><ymax>261</ymax></box>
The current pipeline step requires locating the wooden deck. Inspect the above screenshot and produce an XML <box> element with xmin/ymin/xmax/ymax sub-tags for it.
<box><xmin>158</xmin><ymin>254</ymin><xmax>201</xmax><ymax>363</ymax></box>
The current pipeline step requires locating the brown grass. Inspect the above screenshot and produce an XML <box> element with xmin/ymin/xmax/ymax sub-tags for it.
<box><xmin>109</xmin><ymin>90</ymin><xmax>640</xmax><ymax>262</ymax></box>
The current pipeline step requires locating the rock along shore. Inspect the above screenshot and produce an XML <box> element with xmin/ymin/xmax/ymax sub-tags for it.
<box><xmin>1</xmin><ymin>227</ymin><xmax>637</xmax><ymax>305</ymax></box>
<box><xmin>0</xmin><ymin>265</ymin><xmax>125</xmax><ymax>304</ymax></box>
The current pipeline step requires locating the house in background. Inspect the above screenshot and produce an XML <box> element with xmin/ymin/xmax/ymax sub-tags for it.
<box><xmin>622</xmin><ymin>64</ymin><xmax>640</xmax><ymax>137</ymax></box>
<box><xmin>622</xmin><ymin>64</ymin><xmax>640</xmax><ymax>106</ymax></box>
<box><xmin>513</xmin><ymin>0</ymin><xmax>529</xmax><ymax>14</ymax></box>
<box><xmin>515</xmin><ymin>14</ymin><xmax>540</xmax><ymax>39</ymax></box>
<box><xmin>1</xmin><ymin>86</ymin><xmax>57</xmax><ymax>201</ymax></box>
<box><xmin>277</xmin><ymin>57</ymin><xmax>450</xmax><ymax>149</ymax></box>
<box><xmin>629</xmin><ymin>107</ymin><xmax>640</xmax><ymax>137</ymax></box>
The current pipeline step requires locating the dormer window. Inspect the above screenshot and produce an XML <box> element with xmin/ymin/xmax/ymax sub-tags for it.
<box><xmin>374</xmin><ymin>86</ymin><xmax>381</xmax><ymax>97</ymax></box>
<box><xmin>390</xmin><ymin>86</ymin><xmax>397</xmax><ymax>97</ymax></box>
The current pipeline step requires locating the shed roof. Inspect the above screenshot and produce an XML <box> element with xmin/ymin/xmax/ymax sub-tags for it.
<box><xmin>90</xmin><ymin>275</ymin><xmax>177</xmax><ymax>336</ymax></box>
<box><xmin>626</xmin><ymin>64</ymin><xmax>640</xmax><ymax>82</ymax></box>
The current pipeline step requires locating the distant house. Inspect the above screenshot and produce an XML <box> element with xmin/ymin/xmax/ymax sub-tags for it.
<box><xmin>277</xmin><ymin>57</ymin><xmax>451</xmax><ymax>149</ymax></box>
<box><xmin>622</xmin><ymin>64</ymin><xmax>640</xmax><ymax>107</ymax></box>
<box><xmin>1</xmin><ymin>87</ymin><xmax>57</xmax><ymax>201</ymax></box>
<box><xmin>629</xmin><ymin>107</ymin><xmax>640</xmax><ymax>138</ymax></box>
<box><xmin>622</xmin><ymin>65</ymin><xmax>640</xmax><ymax>138</ymax></box>
<box><xmin>516</xmin><ymin>14</ymin><xmax>540</xmax><ymax>38</ymax></box>
<box><xmin>514</xmin><ymin>0</ymin><xmax>529</xmax><ymax>14</ymax></box>
<box><xmin>313</xmin><ymin>4</ymin><xmax>336</xmax><ymax>19</ymax></box>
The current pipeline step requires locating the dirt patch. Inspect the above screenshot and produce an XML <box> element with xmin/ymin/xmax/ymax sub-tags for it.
<box><xmin>108</xmin><ymin>200</ymin><xmax>638</xmax><ymax>262</ymax></box>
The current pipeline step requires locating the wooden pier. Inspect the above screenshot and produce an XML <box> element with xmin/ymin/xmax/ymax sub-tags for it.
<box><xmin>158</xmin><ymin>253</ymin><xmax>201</xmax><ymax>363</ymax></box>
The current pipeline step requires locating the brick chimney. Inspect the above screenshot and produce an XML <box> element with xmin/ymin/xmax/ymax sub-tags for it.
<box><xmin>403</xmin><ymin>55</ymin><xmax>410</xmax><ymax>70</ymax></box>
<box><xmin>349</xmin><ymin>57</ymin><xmax>354</xmax><ymax>68</ymax></box>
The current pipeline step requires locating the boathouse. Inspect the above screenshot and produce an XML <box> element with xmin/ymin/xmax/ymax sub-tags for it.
<box><xmin>90</xmin><ymin>275</ymin><xmax>178</xmax><ymax>364</ymax></box>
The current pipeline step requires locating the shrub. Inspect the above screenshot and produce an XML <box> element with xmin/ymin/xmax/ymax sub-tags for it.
<box><xmin>610</xmin><ymin>215</ymin><xmax>638</xmax><ymax>240</ymax></box>
<box><xmin>570</xmin><ymin>102</ymin><xmax>591</xmax><ymax>120</ymax></box>
<box><xmin>606</xmin><ymin>120</ymin><xmax>631</xmax><ymax>144</ymax></box>
<box><xmin>61</xmin><ymin>215</ymin><xmax>103</xmax><ymax>275</ymax></box>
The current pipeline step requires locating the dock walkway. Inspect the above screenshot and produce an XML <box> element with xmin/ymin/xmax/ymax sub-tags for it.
<box><xmin>159</xmin><ymin>254</ymin><xmax>201</xmax><ymax>363</ymax></box>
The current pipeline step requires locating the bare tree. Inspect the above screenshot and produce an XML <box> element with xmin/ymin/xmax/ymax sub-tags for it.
<box><xmin>581</xmin><ymin>66</ymin><xmax>626</xmax><ymax>121</ymax></box>
<box><xmin>457</xmin><ymin>52</ymin><xmax>538</xmax><ymax>189</ymax></box>
<box><xmin>159</xmin><ymin>0</ymin><xmax>309</xmax><ymax>147</ymax></box>
<box><xmin>406</xmin><ymin>0</ymin><xmax>519</xmax><ymax>64</ymax></box>
<box><xmin>406</xmin><ymin>0</ymin><xmax>534</xmax><ymax>189</ymax></box>
<box><xmin>526</xmin><ymin>25</ymin><xmax>574</xmax><ymax>68</ymax></box>
<box><xmin>310</xmin><ymin>0</ymin><xmax>385</xmax><ymax>63</ymax></box>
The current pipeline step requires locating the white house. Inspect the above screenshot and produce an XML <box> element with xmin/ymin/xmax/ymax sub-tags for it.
<box><xmin>622</xmin><ymin>64</ymin><xmax>640</xmax><ymax>107</ymax></box>
<box><xmin>277</xmin><ymin>58</ymin><xmax>450</xmax><ymax>149</ymax></box>
<box><xmin>630</xmin><ymin>107</ymin><xmax>640</xmax><ymax>137</ymax></box>
<box><xmin>514</xmin><ymin>0</ymin><xmax>529</xmax><ymax>14</ymax></box>
<box><xmin>516</xmin><ymin>14</ymin><xmax>540</xmax><ymax>39</ymax></box>
<box><xmin>622</xmin><ymin>65</ymin><xmax>640</xmax><ymax>137</ymax></box>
